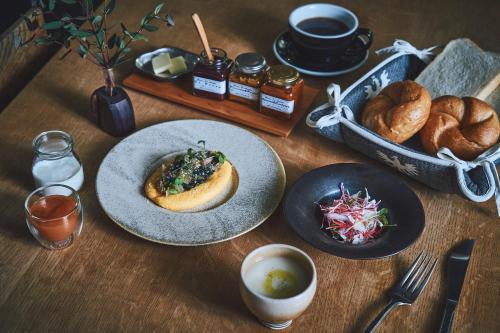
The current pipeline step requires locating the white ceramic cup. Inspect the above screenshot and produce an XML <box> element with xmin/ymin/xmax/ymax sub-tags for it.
<box><xmin>239</xmin><ymin>244</ymin><xmax>317</xmax><ymax>330</ymax></box>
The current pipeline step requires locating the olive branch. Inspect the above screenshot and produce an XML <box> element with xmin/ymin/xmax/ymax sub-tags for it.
<box><xmin>16</xmin><ymin>0</ymin><xmax>174</xmax><ymax>69</ymax></box>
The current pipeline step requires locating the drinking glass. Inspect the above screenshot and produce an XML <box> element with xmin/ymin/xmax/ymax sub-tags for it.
<box><xmin>24</xmin><ymin>184</ymin><xmax>83</xmax><ymax>250</ymax></box>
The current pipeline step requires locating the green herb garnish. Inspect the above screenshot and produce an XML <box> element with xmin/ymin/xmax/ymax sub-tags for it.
<box><xmin>157</xmin><ymin>141</ymin><xmax>226</xmax><ymax>195</ymax></box>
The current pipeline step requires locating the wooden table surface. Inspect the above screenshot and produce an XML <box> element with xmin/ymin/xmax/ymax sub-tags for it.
<box><xmin>1</xmin><ymin>0</ymin><xmax>499</xmax><ymax>332</ymax></box>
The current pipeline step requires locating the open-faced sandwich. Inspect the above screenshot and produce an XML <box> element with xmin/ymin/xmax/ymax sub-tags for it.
<box><xmin>144</xmin><ymin>142</ymin><xmax>235</xmax><ymax>212</ymax></box>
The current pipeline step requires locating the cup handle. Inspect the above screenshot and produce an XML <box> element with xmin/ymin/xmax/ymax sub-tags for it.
<box><xmin>343</xmin><ymin>28</ymin><xmax>373</xmax><ymax>58</ymax></box>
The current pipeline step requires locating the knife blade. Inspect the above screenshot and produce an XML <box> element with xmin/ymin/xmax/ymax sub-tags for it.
<box><xmin>438</xmin><ymin>239</ymin><xmax>474</xmax><ymax>333</ymax></box>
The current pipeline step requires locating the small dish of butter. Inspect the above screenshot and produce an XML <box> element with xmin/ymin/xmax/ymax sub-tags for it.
<box><xmin>135</xmin><ymin>47</ymin><xmax>200</xmax><ymax>81</ymax></box>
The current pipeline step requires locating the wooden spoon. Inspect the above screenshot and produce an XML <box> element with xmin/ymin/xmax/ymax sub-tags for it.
<box><xmin>191</xmin><ymin>13</ymin><xmax>214</xmax><ymax>63</ymax></box>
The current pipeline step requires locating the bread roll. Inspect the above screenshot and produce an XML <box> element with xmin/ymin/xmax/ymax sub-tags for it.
<box><xmin>361</xmin><ymin>80</ymin><xmax>432</xmax><ymax>143</ymax></box>
<box><xmin>419</xmin><ymin>96</ymin><xmax>500</xmax><ymax>160</ymax></box>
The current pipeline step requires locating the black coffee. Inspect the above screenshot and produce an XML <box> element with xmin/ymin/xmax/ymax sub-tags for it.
<box><xmin>297</xmin><ymin>17</ymin><xmax>350</xmax><ymax>36</ymax></box>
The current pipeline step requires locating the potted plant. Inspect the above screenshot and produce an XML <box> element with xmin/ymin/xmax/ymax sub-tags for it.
<box><xmin>17</xmin><ymin>0</ymin><xmax>174</xmax><ymax>137</ymax></box>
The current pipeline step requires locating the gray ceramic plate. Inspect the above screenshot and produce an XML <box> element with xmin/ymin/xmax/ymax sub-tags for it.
<box><xmin>135</xmin><ymin>47</ymin><xmax>200</xmax><ymax>81</ymax></box>
<box><xmin>96</xmin><ymin>120</ymin><xmax>286</xmax><ymax>246</ymax></box>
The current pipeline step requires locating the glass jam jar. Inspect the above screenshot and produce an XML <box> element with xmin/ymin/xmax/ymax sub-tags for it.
<box><xmin>259</xmin><ymin>65</ymin><xmax>304</xmax><ymax>120</ymax></box>
<box><xmin>192</xmin><ymin>48</ymin><xmax>233</xmax><ymax>101</ymax></box>
<box><xmin>32</xmin><ymin>130</ymin><xmax>84</xmax><ymax>191</ymax></box>
<box><xmin>228</xmin><ymin>52</ymin><xmax>268</xmax><ymax>106</ymax></box>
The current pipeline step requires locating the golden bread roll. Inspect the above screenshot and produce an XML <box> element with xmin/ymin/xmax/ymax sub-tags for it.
<box><xmin>419</xmin><ymin>96</ymin><xmax>500</xmax><ymax>160</ymax></box>
<box><xmin>361</xmin><ymin>80</ymin><xmax>432</xmax><ymax>143</ymax></box>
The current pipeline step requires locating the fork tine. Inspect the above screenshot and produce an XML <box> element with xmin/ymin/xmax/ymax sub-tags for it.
<box><xmin>406</xmin><ymin>254</ymin><xmax>432</xmax><ymax>291</ymax></box>
<box><xmin>410</xmin><ymin>258</ymin><xmax>437</xmax><ymax>297</ymax></box>
<box><xmin>403</xmin><ymin>254</ymin><xmax>431</xmax><ymax>289</ymax></box>
<box><xmin>397</xmin><ymin>251</ymin><xmax>425</xmax><ymax>287</ymax></box>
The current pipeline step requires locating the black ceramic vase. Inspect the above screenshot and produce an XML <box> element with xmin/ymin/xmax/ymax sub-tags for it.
<box><xmin>89</xmin><ymin>69</ymin><xmax>135</xmax><ymax>137</ymax></box>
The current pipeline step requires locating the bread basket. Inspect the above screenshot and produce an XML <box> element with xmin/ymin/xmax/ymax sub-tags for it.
<box><xmin>306</xmin><ymin>40</ymin><xmax>500</xmax><ymax>214</ymax></box>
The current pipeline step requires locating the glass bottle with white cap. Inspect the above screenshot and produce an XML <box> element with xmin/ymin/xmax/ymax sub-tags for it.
<box><xmin>31</xmin><ymin>130</ymin><xmax>84</xmax><ymax>191</ymax></box>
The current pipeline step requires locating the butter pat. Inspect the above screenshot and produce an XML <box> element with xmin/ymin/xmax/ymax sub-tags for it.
<box><xmin>152</xmin><ymin>53</ymin><xmax>172</xmax><ymax>74</ymax></box>
<box><xmin>168</xmin><ymin>56</ymin><xmax>188</xmax><ymax>74</ymax></box>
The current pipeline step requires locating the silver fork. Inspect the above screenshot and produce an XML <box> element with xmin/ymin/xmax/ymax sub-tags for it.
<box><xmin>363</xmin><ymin>251</ymin><xmax>437</xmax><ymax>333</ymax></box>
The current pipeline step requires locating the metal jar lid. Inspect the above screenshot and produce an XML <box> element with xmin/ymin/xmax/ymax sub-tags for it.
<box><xmin>267</xmin><ymin>65</ymin><xmax>300</xmax><ymax>86</ymax></box>
<box><xmin>235</xmin><ymin>53</ymin><xmax>267</xmax><ymax>74</ymax></box>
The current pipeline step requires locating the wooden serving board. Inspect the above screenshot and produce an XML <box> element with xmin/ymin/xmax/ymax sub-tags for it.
<box><xmin>123</xmin><ymin>73</ymin><xmax>320</xmax><ymax>137</ymax></box>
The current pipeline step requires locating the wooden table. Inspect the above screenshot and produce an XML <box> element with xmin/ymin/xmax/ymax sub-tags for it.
<box><xmin>1</xmin><ymin>1</ymin><xmax>499</xmax><ymax>332</ymax></box>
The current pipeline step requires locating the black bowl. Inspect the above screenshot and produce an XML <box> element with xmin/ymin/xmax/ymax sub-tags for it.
<box><xmin>283</xmin><ymin>163</ymin><xmax>425</xmax><ymax>259</ymax></box>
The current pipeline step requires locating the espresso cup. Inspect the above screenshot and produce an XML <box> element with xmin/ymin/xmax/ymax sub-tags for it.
<box><xmin>288</xmin><ymin>3</ymin><xmax>373</xmax><ymax>62</ymax></box>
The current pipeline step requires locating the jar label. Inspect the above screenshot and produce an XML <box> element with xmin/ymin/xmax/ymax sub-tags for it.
<box><xmin>260</xmin><ymin>93</ymin><xmax>295</xmax><ymax>114</ymax></box>
<box><xmin>193</xmin><ymin>76</ymin><xmax>226</xmax><ymax>94</ymax></box>
<box><xmin>228</xmin><ymin>82</ymin><xmax>259</xmax><ymax>101</ymax></box>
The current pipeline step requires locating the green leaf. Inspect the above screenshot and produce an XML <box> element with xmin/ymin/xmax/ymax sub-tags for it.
<box><xmin>122</xmin><ymin>48</ymin><xmax>131</xmax><ymax>53</ymax></box>
<box><xmin>107</xmin><ymin>34</ymin><xmax>117</xmax><ymax>48</ymax></box>
<box><xmin>174</xmin><ymin>177</ymin><xmax>183</xmax><ymax>185</ymax></box>
<box><xmin>143</xmin><ymin>24</ymin><xmax>158</xmax><ymax>32</ymax></box>
<box><xmin>154</xmin><ymin>3</ymin><xmax>164</xmax><ymax>15</ymax></box>
<box><xmin>215</xmin><ymin>152</ymin><xmax>225</xmax><ymax>164</ymax></box>
<box><xmin>104</xmin><ymin>0</ymin><xmax>116</xmax><ymax>15</ymax></box>
<box><xmin>79</xmin><ymin>43</ymin><xmax>88</xmax><ymax>54</ymax></box>
<box><xmin>168</xmin><ymin>188</ymin><xmax>178</xmax><ymax>194</ymax></box>
<box><xmin>92</xmin><ymin>15</ymin><xmax>102</xmax><ymax>26</ymax></box>
<box><xmin>48</xmin><ymin>0</ymin><xmax>56</xmax><ymax>11</ymax></box>
<box><xmin>93</xmin><ymin>52</ymin><xmax>105</xmax><ymax>65</ymax></box>
<box><xmin>35</xmin><ymin>37</ymin><xmax>50</xmax><ymax>45</ymax></box>
<box><xmin>76</xmin><ymin>48</ymin><xmax>86</xmax><ymax>59</ymax></box>
<box><xmin>61</xmin><ymin>0</ymin><xmax>77</xmax><ymax>4</ymax></box>
<box><xmin>70</xmin><ymin>29</ymin><xmax>93</xmax><ymax>38</ymax></box>
<box><xmin>120</xmin><ymin>23</ymin><xmax>129</xmax><ymax>35</ymax></box>
<box><xmin>42</xmin><ymin>20</ymin><xmax>64</xmax><ymax>30</ymax></box>
<box><xmin>132</xmin><ymin>33</ymin><xmax>148</xmax><ymax>42</ymax></box>
<box><xmin>119</xmin><ymin>38</ymin><xmax>126</xmax><ymax>49</ymax></box>
<box><xmin>378</xmin><ymin>208</ymin><xmax>389</xmax><ymax>225</ymax></box>
<box><xmin>96</xmin><ymin>29</ymin><xmax>105</xmax><ymax>45</ymax></box>
<box><xmin>64</xmin><ymin>23</ymin><xmax>78</xmax><ymax>31</ymax></box>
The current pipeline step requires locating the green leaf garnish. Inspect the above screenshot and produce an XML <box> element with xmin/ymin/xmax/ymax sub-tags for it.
<box><xmin>215</xmin><ymin>152</ymin><xmax>225</xmax><ymax>164</ymax></box>
<box><xmin>379</xmin><ymin>208</ymin><xmax>389</xmax><ymax>225</ymax></box>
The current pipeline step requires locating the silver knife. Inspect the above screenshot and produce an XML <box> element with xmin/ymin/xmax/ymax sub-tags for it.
<box><xmin>438</xmin><ymin>239</ymin><xmax>474</xmax><ymax>333</ymax></box>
